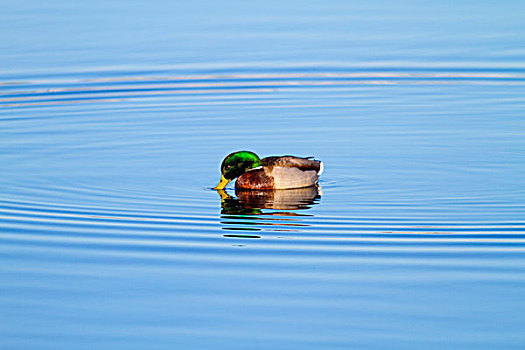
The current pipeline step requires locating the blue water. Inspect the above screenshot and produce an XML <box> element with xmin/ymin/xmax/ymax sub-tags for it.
<box><xmin>1</xmin><ymin>1</ymin><xmax>525</xmax><ymax>349</ymax></box>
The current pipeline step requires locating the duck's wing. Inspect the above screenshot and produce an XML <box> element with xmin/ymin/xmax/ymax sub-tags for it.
<box><xmin>262</xmin><ymin>156</ymin><xmax>322</xmax><ymax>173</ymax></box>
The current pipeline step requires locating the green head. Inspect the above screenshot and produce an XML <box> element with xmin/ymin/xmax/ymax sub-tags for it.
<box><xmin>214</xmin><ymin>151</ymin><xmax>262</xmax><ymax>189</ymax></box>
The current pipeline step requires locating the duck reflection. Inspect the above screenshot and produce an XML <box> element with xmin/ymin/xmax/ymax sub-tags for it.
<box><xmin>217</xmin><ymin>186</ymin><xmax>321</xmax><ymax>237</ymax></box>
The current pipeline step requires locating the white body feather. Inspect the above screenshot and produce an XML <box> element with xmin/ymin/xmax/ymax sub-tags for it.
<box><xmin>269</xmin><ymin>167</ymin><xmax>319</xmax><ymax>189</ymax></box>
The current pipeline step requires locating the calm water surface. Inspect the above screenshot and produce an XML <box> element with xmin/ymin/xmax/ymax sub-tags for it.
<box><xmin>1</xmin><ymin>1</ymin><xmax>525</xmax><ymax>349</ymax></box>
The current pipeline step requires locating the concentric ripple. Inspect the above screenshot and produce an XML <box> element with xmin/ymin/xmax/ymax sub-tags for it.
<box><xmin>2</xmin><ymin>70</ymin><xmax>525</xmax><ymax>107</ymax></box>
<box><xmin>2</xmin><ymin>65</ymin><xmax>525</xmax><ymax>350</ymax></box>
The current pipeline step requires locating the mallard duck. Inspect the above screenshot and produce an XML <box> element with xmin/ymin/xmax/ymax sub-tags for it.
<box><xmin>213</xmin><ymin>151</ymin><xmax>323</xmax><ymax>190</ymax></box>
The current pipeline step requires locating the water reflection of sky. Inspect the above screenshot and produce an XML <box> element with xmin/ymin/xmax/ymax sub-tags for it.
<box><xmin>2</xmin><ymin>1</ymin><xmax>525</xmax><ymax>350</ymax></box>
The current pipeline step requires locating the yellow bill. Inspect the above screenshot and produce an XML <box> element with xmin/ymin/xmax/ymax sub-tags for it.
<box><xmin>213</xmin><ymin>175</ymin><xmax>231</xmax><ymax>190</ymax></box>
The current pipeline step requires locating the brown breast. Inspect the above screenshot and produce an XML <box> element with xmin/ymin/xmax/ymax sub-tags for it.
<box><xmin>235</xmin><ymin>169</ymin><xmax>274</xmax><ymax>190</ymax></box>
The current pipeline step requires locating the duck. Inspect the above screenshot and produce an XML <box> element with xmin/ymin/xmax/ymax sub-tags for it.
<box><xmin>213</xmin><ymin>151</ymin><xmax>323</xmax><ymax>190</ymax></box>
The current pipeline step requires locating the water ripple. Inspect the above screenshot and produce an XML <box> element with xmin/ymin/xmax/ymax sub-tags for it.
<box><xmin>3</xmin><ymin>70</ymin><xmax>525</xmax><ymax>107</ymax></box>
